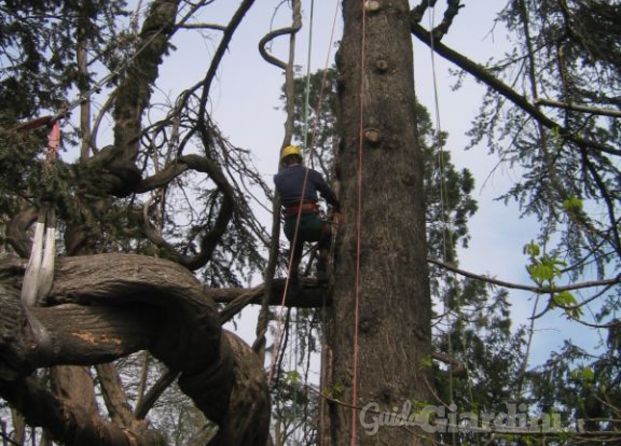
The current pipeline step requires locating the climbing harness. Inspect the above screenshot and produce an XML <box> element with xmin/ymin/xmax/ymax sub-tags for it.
<box><xmin>283</xmin><ymin>201</ymin><xmax>319</xmax><ymax>218</ymax></box>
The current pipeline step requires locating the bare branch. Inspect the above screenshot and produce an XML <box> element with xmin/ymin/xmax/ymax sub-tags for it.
<box><xmin>258</xmin><ymin>1</ymin><xmax>302</xmax><ymax>70</ymax></box>
<box><xmin>138</xmin><ymin>154</ymin><xmax>235</xmax><ymax>271</ymax></box>
<box><xmin>411</xmin><ymin>0</ymin><xmax>437</xmax><ymax>23</ymax></box>
<box><xmin>431</xmin><ymin>0</ymin><xmax>464</xmax><ymax>41</ymax></box>
<box><xmin>178</xmin><ymin>23</ymin><xmax>227</xmax><ymax>31</ymax></box>
<box><xmin>535</xmin><ymin>98</ymin><xmax>621</xmax><ymax>118</ymax></box>
<box><xmin>428</xmin><ymin>257</ymin><xmax>621</xmax><ymax>294</ymax></box>
<box><xmin>134</xmin><ymin>368</ymin><xmax>179</xmax><ymax>419</ymax></box>
<box><xmin>197</xmin><ymin>0</ymin><xmax>257</xmax><ymax>121</ymax></box>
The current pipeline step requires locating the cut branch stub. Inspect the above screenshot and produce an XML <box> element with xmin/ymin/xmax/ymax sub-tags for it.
<box><xmin>364</xmin><ymin>127</ymin><xmax>381</xmax><ymax>146</ymax></box>
<box><xmin>375</xmin><ymin>59</ymin><xmax>389</xmax><ymax>73</ymax></box>
<box><xmin>364</xmin><ymin>0</ymin><xmax>381</xmax><ymax>13</ymax></box>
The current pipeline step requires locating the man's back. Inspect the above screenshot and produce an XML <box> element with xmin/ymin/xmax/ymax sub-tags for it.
<box><xmin>274</xmin><ymin>165</ymin><xmax>338</xmax><ymax>208</ymax></box>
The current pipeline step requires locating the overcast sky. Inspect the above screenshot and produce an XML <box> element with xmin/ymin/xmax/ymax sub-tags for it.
<box><xmin>146</xmin><ymin>1</ymin><xmax>605</xmax><ymax>369</ymax></box>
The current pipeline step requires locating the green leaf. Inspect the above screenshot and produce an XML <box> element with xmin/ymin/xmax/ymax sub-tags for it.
<box><xmin>523</xmin><ymin>241</ymin><xmax>540</xmax><ymax>258</ymax></box>
<box><xmin>551</xmin><ymin>291</ymin><xmax>583</xmax><ymax>318</ymax></box>
<box><xmin>562</xmin><ymin>196</ymin><xmax>583</xmax><ymax>215</ymax></box>
<box><xmin>285</xmin><ymin>370</ymin><xmax>301</xmax><ymax>385</ymax></box>
<box><xmin>553</xmin><ymin>291</ymin><xmax>576</xmax><ymax>307</ymax></box>
<box><xmin>528</xmin><ymin>263</ymin><xmax>555</xmax><ymax>282</ymax></box>
<box><xmin>570</xmin><ymin>366</ymin><xmax>594</xmax><ymax>384</ymax></box>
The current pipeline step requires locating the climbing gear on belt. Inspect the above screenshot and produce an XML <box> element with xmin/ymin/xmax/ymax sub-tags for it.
<box><xmin>283</xmin><ymin>201</ymin><xmax>319</xmax><ymax>218</ymax></box>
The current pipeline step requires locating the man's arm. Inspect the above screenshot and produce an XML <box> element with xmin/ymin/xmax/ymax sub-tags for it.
<box><xmin>311</xmin><ymin>170</ymin><xmax>340</xmax><ymax>211</ymax></box>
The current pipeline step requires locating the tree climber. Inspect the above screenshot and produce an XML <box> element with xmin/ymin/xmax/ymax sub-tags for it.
<box><xmin>274</xmin><ymin>145</ymin><xmax>341</xmax><ymax>282</ymax></box>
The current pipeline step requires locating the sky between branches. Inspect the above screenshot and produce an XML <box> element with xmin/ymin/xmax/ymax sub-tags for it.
<box><xmin>129</xmin><ymin>0</ymin><xmax>603</xmax><ymax>366</ymax></box>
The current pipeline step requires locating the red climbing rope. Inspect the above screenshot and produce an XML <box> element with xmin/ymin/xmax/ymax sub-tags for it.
<box><xmin>351</xmin><ymin>1</ymin><xmax>367</xmax><ymax>444</ymax></box>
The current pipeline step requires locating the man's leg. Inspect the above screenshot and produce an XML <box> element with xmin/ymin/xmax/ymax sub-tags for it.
<box><xmin>289</xmin><ymin>237</ymin><xmax>303</xmax><ymax>282</ymax></box>
<box><xmin>284</xmin><ymin>217</ymin><xmax>304</xmax><ymax>282</ymax></box>
<box><xmin>285</xmin><ymin>214</ymin><xmax>331</xmax><ymax>281</ymax></box>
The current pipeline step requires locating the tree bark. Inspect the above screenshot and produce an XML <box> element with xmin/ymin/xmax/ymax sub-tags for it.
<box><xmin>50</xmin><ymin>366</ymin><xmax>98</xmax><ymax>418</ymax></box>
<box><xmin>325</xmin><ymin>1</ymin><xmax>433</xmax><ymax>444</ymax></box>
<box><xmin>0</xmin><ymin>253</ymin><xmax>269</xmax><ymax>446</ymax></box>
<box><xmin>95</xmin><ymin>363</ymin><xmax>136</xmax><ymax>427</ymax></box>
<box><xmin>3</xmin><ymin>1</ymin><xmax>268</xmax><ymax>444</ymax></box>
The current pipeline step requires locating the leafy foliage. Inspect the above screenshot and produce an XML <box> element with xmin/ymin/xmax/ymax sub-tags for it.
<box><xmin>0</xmin><ymin>0</ymin><xmax>130</xmax><ymax>120</ymax></box>
<box><xmin>459</xmin><ymin>0</ymin><xmax>621</xmax><ymax>441</ymax></box>
<box><xmin>470</xmin><ymin>0</ymin><xmax>621</xmax><ymax>280</ymax></box>
<box><xmin>0</xmin><ymin>1</ymin><xmax>271</xmax><ymax>443</ymax></box>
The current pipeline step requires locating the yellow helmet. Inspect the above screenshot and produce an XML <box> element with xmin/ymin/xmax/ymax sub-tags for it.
<box><xmin>281</xmin><ymin>144</ymin><xmax>302</xmax><ymax>161</ymax></box>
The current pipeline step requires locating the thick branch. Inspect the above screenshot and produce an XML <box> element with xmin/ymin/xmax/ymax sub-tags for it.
<box><xmin>6</xmin><ymin>207</ymin><xmax>38</xmax><ymax>258</ymax></box>
<box><xmin>215</xmin><ymin>332</ymin><xmax>270</xmax><ymax>445</ymax></box>
<box><xmin>0</xmin><ymin>253</ymin><xmax>269</xmax><ymax>446</ymax></box>
<box><xmin>96</xmin><ymin>363</ymin><xmax>136</xmax><ymax>428</ymax></box>
<box><xmin>137</xmin><ymin>154</ymin><xmax>219</xmax><ymax>192</ymax></box>
<box><xmin>215</xmin><ymin>278</ymin><xmax>331</xmax><ymax>323</ymax></box>
<box><xmin>0</xmin><ymin>377</ymin><xmax>163</xmax><ymax>446</ymax></box>
<box><xmin>112</xmin><ymin>0</ymin><xmax>179</xmax><ymax>163</ymax></box>
<box><xmin>256</xmin><ymin>0</ymin><xmax>301</xmax><ymax>357</ymax></box>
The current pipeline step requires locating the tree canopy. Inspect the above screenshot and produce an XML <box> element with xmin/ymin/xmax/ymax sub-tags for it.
<box><xmin>0</xmin><ymin>0</ymin><xmax>620</xmax><ymax>445</ymax></box>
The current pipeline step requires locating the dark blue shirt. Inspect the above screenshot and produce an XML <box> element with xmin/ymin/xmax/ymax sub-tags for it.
<box><xmin>274</xmin><ymin>164</ymin><xmax>339</xmax><ymax>210</ymax></box>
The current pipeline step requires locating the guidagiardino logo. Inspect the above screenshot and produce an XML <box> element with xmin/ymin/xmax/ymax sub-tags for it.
<box><xmin>359</xmin><ymin>401</ymin><xmax>569</xmax><ymax>436</ymax></box>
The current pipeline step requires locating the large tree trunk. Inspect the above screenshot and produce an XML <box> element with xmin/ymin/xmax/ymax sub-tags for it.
<box><xmin>325</xmin><ymin>1</ymin><xmax>433</xmax><ymax>444</ymax></box>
